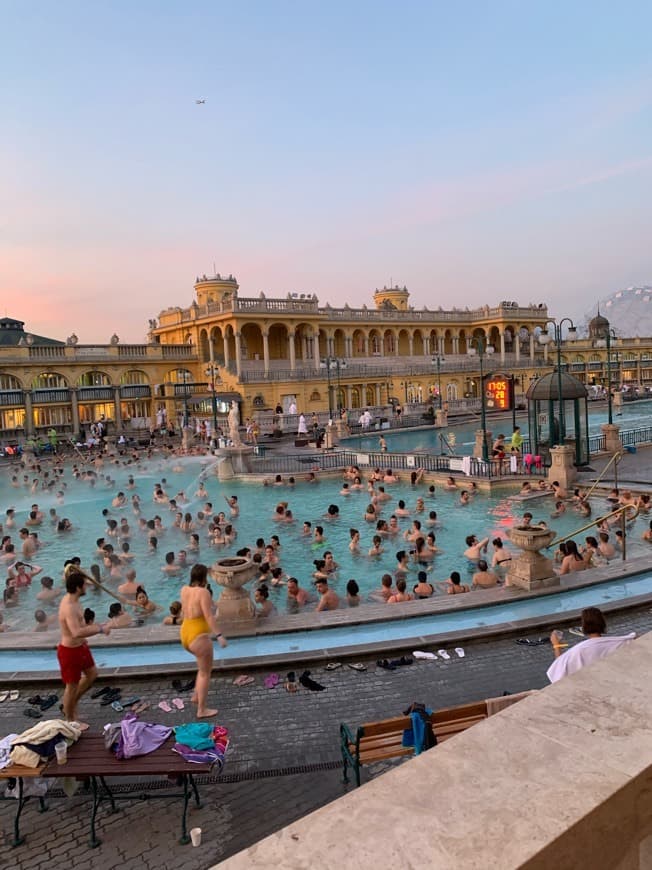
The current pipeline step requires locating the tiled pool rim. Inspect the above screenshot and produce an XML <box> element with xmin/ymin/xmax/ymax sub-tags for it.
<box><xmin>2</xmin><ymin>555</ymin><xmax>651</xmax><ymax>682</ymax></box>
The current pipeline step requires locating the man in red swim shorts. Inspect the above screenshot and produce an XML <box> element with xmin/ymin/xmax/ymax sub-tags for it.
<box><xmin>58</xmin><ymin>566</ymin><xmax>111</xmax><ymax>728</ymax></box>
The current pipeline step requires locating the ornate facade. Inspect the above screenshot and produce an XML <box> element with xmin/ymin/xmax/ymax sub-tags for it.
<box><xmin>1</xmin><ymin>274</ymin><xmax>651</xmax><ymax>440</ymax></box>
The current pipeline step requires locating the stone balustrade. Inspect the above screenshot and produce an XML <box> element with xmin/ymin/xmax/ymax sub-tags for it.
<box><xmin>217</xmin><ymin>630</ymin><xmax>652</xmax><ymax>869</ymax></box>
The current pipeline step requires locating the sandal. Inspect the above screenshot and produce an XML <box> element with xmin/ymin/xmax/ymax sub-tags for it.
<box><xmin>347</xmin><ymin>663</ymin><xmax>367</xmax><ymax>671</ymax></box>
<box><xmin>158</xmin><ymin>700</ymin><xmax>172</xmax><ymax>713</ymax></box>
<box><xmin>377</xmin><ymin>659</ymin><xmax>396</xmax><ymax>671</ymax></box>
<box><xmin>324</xmin><ymin>662</ymin><xmax>342</xmax><ymax>671</ymax></box>
<box><xmin>172</xmin><ymin>698</ymin><xmax>185</xmax><ymax>710</ymax></box>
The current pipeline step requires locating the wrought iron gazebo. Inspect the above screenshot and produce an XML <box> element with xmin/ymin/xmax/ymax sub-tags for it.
<box><xmin>526</xmin><ymin>372</ymin><xmax>590</xmax><ymax>466</ymax></box>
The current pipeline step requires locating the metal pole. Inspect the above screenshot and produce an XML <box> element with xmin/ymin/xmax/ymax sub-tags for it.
<box><xmin>606</xmin><ymin>331</ymin><xmax>613</xmax><ymax>425</ymax></box>
<box><xmin>511</xmin><ymin>375</ymin><xmax>516</xmax><ymax>432</ymax></box>
<box><xmin>556</xmin><ymin>325</ymin><xmax>563</xmax><ymax>445</ymax></box>
<box><xmin>326</xmin><ymin>358</ymin><xmax>333</xmax><ymax>419</ymax></box>
<box><xmin>336</xmin><ymin>361</ymin><xmax>342</xmax><ymax>413</ymax></box>
<box><xmin>478</xmin><ymin>338</ymin><xmax>488</xmax><ymax>461</ymax></box>
<box><xmin>438</xmin><ymin>357</ymin><xmax>443</xmax><ymax>410</ymax></box>
<box><xmin>621</xmin><ymin>508</ymin><xmax>626</xmax><ymax>562</ymax></box>
<box><xmin>210</xmin><ymin>365</ymin><xmax>219</xmax><ymax>445</ymax></box>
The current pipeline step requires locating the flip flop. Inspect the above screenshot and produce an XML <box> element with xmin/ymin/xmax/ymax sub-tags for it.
<box><xmin>0</xmin><ymin>692</ymin><xmax>8</xmax><ymax>703</ymax></box>
<box><xmin>455</xmin><ymin>648</ymin><xmax>465</xmax><ymax>658</ymax></box>
<box><xmin>158</xmin><ymin>700</ymin><xmax>172</xmax><ymax>713</ymax></box>
<box><xmin>28</xmin><ymin>694</ymin><xmax>44</xmax><ymax>705</ymax></box>
<box><xmin>569</xmin><ymin>627</ymin><xmax>585</xmax><ymax>637</ymax></box>
<box><xmin>111</xmin><ymin>700</ymin><xmax>124</xmax><ymax>712</ymax></box>
<box><xmin>347</xmin><ymin>663</ymin><xmax>367</xmax><ymax>671</ymax></box>
<box><xmin>132</xmin><ymin>701</ymin><xmax>150</xmax><ymax>714</ymax></box>
<box><xmin>91</xmin><ymin>686</ymin><xmax>112</xmax><ymax>699</ymax></box>
<box><xmin>264</xmin><ymin>673</ymin><xmax>280</xmax><ymax>689</ymax></box>
<box><xmin>233</xmin><ymin>675</ymin><xmax>254</xmax><ymax>686</ymax></box>
<box><xmin>437</xmin><ymin>650</ymin><xmax>451</xmax><ymax>660</ymax></box>
<box><xmin>172</xmin><ymin>698</ymin><xmax>184</xmax><ymax>710</ymax></box>
<box><xmin>9</xmin><ymin>690</ymin><xmax>19</xmax><ymax>701</ymax></box>
<box><xmin>120</xmin><ymin>697</ymin><xmax>141</xmax><ymax>709</ymax></box>
<box><xmin>24</xmin><ymin>707</ymin><xmax>42</xmax><ymax>719</ymax></box>
<box><xmin>325</xmin><ymin>662</ymin><xmax>342</xmax><ymax>671</ymax></box>
<box><xmin>39</xmin><ymin>694</ymin><xmax>58</xmax><ymax>710</ymax></box>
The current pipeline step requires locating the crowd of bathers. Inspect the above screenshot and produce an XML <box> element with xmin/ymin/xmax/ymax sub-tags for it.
<box><xmin>2</xmin><ymin>443</ymin><xmax>652</xmax><ymax>634</ymax></box>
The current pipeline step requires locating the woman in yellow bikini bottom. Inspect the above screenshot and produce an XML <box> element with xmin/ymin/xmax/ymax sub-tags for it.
<box><xmin>180</xmin><ymin>615</ymin><xmax>211</xmax><ymax>651</ymax></box>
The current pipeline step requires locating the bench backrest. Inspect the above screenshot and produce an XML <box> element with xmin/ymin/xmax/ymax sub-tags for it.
<box><xmin>358</xmin><ymin>700</ymin><xmax>490</xmax><ymax>741</ymax></box>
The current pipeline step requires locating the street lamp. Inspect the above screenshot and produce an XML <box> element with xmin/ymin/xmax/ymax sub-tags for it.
<box><xmin>467</xmin><ymin>336</ymin><xmax>495</xmax><ymax>461</ymax></box>
<box><xmin>204</xmin><ymin>362</ymin><xmax>220</xmax><ymax>447</ymax></box>
<box><xmin>431</xmin><ymin>354</ymin><xmax>444</xmax><ymax>409</ymax></box>
<box><xmin>538</xmin><ymin>318</ymin><xmax>577</xmax><ymax>444</ymax></box>
<box><xmin>325</xmin><ymin>357</ymin><xmax>343</xmax><ymax>418</ymax></box>
<box><xmin>595</xmin><ymin>324</ymin><xmax>617</xmax><ymax>425</ymax></box>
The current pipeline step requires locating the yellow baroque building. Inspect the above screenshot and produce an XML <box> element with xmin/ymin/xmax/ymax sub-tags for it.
<box><xmin>1</xmin><ymin>275</ymin><xmax>652</xmax><ymax>442</ymax></box>
<box><xmin>151</xmin><ymin>274</ymin><xmax>556</xmax><ymax>419</ymax></box>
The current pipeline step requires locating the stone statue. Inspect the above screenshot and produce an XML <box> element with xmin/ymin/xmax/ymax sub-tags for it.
<box><xmin>228</xmin><ymin>401</ymin><xmax>242</xmax><ymax>446</ymax></box>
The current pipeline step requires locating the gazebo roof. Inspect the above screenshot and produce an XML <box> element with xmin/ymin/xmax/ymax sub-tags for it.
<box><xmin>526</xmin><ymin>371</ymin><xmax>588</xmax><ymax>401</ymax></box>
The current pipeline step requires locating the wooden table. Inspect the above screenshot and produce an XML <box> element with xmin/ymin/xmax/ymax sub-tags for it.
<box><xmin>42</xmin><ymin>733</ymin><xmax>215</xmax><ymax>847</ymax></box>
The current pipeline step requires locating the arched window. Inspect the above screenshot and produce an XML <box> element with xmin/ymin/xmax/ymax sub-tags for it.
<box><xmin>120</xmin><ymin>370</ymin><xmax>149</xmax><ymax>385</ymax></box>
<box><xmin>32</xmin><ymin>372</ymin><xmax>68</xmax><ymax>389</ymax></box>
<box><xmin>0</xmin><ymin>373</ymin><xmax>22</xmax><ymax>390</ymax></box>
<box><xmin>166</xmin><ymin>368</ymin><xmax>193</xmax><ymax>384</ymax></box>
<box><xmin>77</xmin><ymin>371</ymin><xmax>111</xmax><ymax>387</ymax></box>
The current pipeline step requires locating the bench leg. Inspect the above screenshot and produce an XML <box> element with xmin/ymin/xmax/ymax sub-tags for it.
<box><xmin>355</xmin><ymin>762</ymin><xmax>361</xmax><ymax>789</ymax></box>
<box><xmin>89</xmin><ymin>776</ymin><xmax>103</xmax><ymax>848</ymax></box>
<box><xmin>99</xmin><ymin>776</ymin><xmax>117</xmax><ymax>813</ymax></box>
<box><xmin>12</xmin><ymin>777</ymin><xmax>26</xmax><ymax>847</ymax></box>
<box><xmin>38</xmin><ymin>796</ymin><xmax>48</xmax><ymax>813</ymax></box>
<box><xmin>189</xmin><ymin>773</ymin><xmax>201</xmax><ymax>809</ymax></box>
<box><xmin>179</xmin><ymin>775</ymin><xmax>191</xmax><ymax>845</ymax></box>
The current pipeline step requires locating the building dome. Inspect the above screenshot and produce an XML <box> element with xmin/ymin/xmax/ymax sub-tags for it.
<box><xmin>588</xmin><ymin>311</ymin><xmax>610</xmax><ymax>340</ymax></box>
<box><xmin>526</xmin><ymin>372</ymin><xmax>588</xmax><ymax>401</ymax></box>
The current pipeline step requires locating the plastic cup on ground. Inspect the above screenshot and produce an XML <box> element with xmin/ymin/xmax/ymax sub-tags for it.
<box><xmin>190</xmin><ymin>827</ymin><xmax>202</xmax><ymax>847</ymax></box>
<box><xmin>55</xmin><ymin>741</ymin><xmax>68</xmax><ymax>765</ymax></box>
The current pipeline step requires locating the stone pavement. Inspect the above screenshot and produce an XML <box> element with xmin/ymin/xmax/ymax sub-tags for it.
<box><xmin>2</xmin><ymin>605</ymin><xmax>652</xmax><ymax>870</ymax></box>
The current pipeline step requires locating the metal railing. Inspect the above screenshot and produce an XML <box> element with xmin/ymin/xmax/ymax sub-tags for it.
<box><xmin>247</xmin><ymin>447</ymin><xmax>547</xmax><ymax>479</ymax></box>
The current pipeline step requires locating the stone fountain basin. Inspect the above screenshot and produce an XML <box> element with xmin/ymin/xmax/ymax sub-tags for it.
<box><xmin>507</xmin><ymin>526</ymin><xmax>557</xmax><ymax>552</ymax></box>
<box><xmin>210</xmin><ymin>557</ymin><xmax>256</xmax><ymax>589</ymax></box>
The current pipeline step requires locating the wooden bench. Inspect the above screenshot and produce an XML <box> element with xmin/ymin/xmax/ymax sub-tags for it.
<box><xmin>0</xmin><ymin>761</ymin><xmax>49</xmax><ymax>847</ymax></box>
<box><xmin>340</xmin><ymin>694</ymin><xmax>533</xmax><ymax>787</ymax></box>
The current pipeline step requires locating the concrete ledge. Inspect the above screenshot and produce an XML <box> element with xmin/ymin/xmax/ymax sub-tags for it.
<box><xmin>217</xmin><ymin>631</ymin><xmax>652</xmax><ymax>870</ymax></box>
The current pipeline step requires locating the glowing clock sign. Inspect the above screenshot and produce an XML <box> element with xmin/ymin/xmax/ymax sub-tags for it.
<box><xmin>484</xmin><ymin>373</ymin><xmax>514</xmax><ymax>411</ymax></box>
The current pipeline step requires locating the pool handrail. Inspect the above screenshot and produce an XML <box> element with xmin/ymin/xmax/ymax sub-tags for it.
<box><xmin>545</xmin><ymin>503</ymin><xmax>639</xmax><ymax>552</ymax></box>
<box><xmin>583</xmin><ymin>451</ymin><xmax>623</xmax><ymax>501</ymax></box>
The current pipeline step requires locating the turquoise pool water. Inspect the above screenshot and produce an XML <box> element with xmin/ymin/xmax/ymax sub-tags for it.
<box><xmin>352</xmin><ymin>399</ymin><xmax>652</xmax><ymax>455</ymax></box>
<box><xmin>2</xmin><ymin>453</ymin><xmax>649</xmax><ymax>634</ymax></box>
<box><xmin>3</xmin><ymin>454</ymin><xmax>644</xmax><ymax>632</ymax></box>
<box><xmin>1</xmin><ymin>567</ymin><xmax>651</xmax><ymax>672</ymax></box>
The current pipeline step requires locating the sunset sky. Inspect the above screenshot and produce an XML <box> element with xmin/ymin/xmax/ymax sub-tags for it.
<box><xmin>2</xmin><ymin>1</ymin><xmax>652</xmax><ymax>342</ymax></box>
